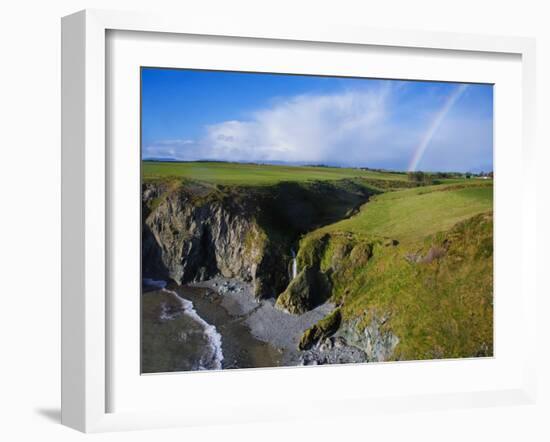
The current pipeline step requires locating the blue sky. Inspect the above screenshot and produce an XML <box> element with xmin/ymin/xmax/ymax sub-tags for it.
<box><xmin>142</xmin><ymin>68</ymin><xmax>493</xmax><ymax>172</ymax></box>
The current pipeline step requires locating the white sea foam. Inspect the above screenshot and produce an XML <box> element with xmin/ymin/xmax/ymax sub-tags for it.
<box><xmin>161</xmin><ymin>288</ymin><xmax>224</xmax><ymax>370</ymax></box>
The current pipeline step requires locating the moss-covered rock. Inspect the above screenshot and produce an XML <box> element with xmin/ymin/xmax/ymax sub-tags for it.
<box><xmin>285</xmin><ymin>231</ymin><xmax>380</xmax><ymax>308</ymax></box>
<box><xmin>275</xmin><ymin>266</ymin><xmax>331</xmax><ymax>314</ymax></box>
<box><xmin>299</xmin><ymin>308</ymin><xmax>342</xmax><ymax>350</ymax></box>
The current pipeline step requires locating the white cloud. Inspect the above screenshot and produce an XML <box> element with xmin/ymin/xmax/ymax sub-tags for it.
<box><xmin>143</xmin><ymin>139</ymin><xmax>195</xmax><ymax>159</ymax></box>
<box><xmin>143</xmin><ymin>82</ymin><xmax>492</xmax><ymax>172</ymax></box>
<box><xmin>202</xmin><ymin>86</ymin><xmax>394</xmax><ymax>164</ymax></box>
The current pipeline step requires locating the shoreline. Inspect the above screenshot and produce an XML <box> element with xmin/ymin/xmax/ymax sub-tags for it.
<box><xmin>143</xmin><ymin>276</ymin><xmax>369</xmax><ymax>373</ymax></box>
<box><xmin>189</xmin><ymin>277</ymin><xmax>369</xmax><ymax>367</ymax></box>
<box><xmin>170</xmin><ymin>282</ymin><xmax>284</xmax><ymax>370</ymax></box>
<box><xmin>189</xmin><ymin>277</ymin><xmax>336</xmax><ymax>366</ymax></box>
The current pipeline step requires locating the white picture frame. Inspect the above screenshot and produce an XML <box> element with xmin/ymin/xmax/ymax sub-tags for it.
<box><xmin>61</xmin><ymin>9</ymin><xmax>537</xmax><ymax>433</ymax></box>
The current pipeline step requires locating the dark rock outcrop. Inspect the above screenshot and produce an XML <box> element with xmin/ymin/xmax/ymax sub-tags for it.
<box><xmin>298</xmin><ymin>308</ymin><xmax>342</xmax><ymax>350</ymax></box>
<box><xmin>142</xmin><ymin>179</ymin><xmax>375</xmax><ymax>299</ymax></box>
<box><xmin>275</xmin><ymin>266</ymin><xmax>331</xmax><ymax>314</ymax></box>
<box><xmin>142</xmin><ymin>183</ymin><xmax>288</xmax><ymax>298</ymax></box>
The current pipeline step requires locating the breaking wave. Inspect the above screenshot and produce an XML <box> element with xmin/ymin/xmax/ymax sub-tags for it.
<box><xmin>160</xmin><ymin>287</ymin><xmax>224</xmax><ymax>370</ymax></box>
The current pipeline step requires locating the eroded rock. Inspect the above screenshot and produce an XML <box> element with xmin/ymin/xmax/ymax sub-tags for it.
<box><xmin>339</xmin><ymin>312</ymin><xmax>399</xmax><ymax>362</ymax></box>
<box><xmin>275</xmin><ymin>266</ymin><xmax>331</xmax><ymax>314</ymax></box>
<box><xmin>298</xmin><ymin>308</ymin><xmax>342</xmax><ymax>350</ymax></box>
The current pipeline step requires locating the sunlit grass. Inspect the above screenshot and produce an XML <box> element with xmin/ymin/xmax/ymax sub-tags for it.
<box><xmin>296</xmin><ymin>182</ymin><xmax>493</xmax><ymax>360</ymax></box>
<box><xmin>315</xmin><ymin>182</ymin><xmax>493</xmax><ymax>244</ymax></box>
<box><xmin>142</xmin><ymin>161</ymin><xmax>408</xmax><ymax>185</ymax></box>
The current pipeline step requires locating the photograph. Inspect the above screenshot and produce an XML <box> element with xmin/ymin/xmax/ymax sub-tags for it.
<box><xmin>140</xmin><ymin>68</ymin><xmax>494</xmax><ymax>373</ymax></box>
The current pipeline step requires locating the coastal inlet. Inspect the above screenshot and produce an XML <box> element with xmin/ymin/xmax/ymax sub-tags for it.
<box><xmin>141</xmin><ymin>277</ymin><xmax>367</xmax><ymax>372</ymax></box>
<box><xmin>141</xmin><ymin>164</ymin><xmax>494</xmax><ymax>372</ymax></box>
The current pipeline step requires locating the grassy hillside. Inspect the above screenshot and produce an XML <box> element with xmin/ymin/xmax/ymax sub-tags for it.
<box><xmin>142</xmin><ymin>160</ymin><xmax>493</xmax><ymax>361</ymax></box>
<box><xmin>315</xmin><ymin>182</ymin><xmax>493</xmax><ymax>245</ymax></box>
<box><xmin>289</xmin><ymin>182</ymin><xmax>493</xmax><ymax>360</ymax></box>
<box><xmin>142</xmin><ymin>161</ymin><xmax>408</xmax><ymax>185</ymax></box>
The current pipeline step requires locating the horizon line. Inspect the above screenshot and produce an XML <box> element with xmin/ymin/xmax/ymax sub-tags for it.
<box><xmin>142</xmin><ymin>158</ymin><xmax>493</xmax><ymax>174</ymax></box>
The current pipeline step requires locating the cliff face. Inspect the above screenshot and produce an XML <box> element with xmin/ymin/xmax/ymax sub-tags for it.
<box><xmin>142</xmin><ymin>179</ymin><xmax>375</xmax><ymax>299</ymax></box>
<box><xmin>143</xmin><ymin>183</ymin><xmax>286</xmax><ymax>298</ymax></box>
<box><xmin>338</xmin><ymin>314</ymin><xmax>400</xmax><ymax>362</ymax></box>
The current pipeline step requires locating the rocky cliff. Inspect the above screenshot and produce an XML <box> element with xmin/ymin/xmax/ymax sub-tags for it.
<box><xmin>142</xmin><ymin>179</ymin><xmax>376</xmax><ymax>299</ymax></box>
<box><xmin>143</xmin><ymin>182</ymin><xmax>282</xmax><ymax>298</ymax></box>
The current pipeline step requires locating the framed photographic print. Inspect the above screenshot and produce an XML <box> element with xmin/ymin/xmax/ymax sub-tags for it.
<box><xmin>140</xmin><ymin>68</ymin><xmax>494</xmax><ymax>373</ymax></box>
<box><xmin>61</xmin><ymin>9</ymin><xmax>537</xmax><ymax>432</ymax></box>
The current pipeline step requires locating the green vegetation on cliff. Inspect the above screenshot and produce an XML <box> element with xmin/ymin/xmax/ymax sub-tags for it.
<box><xmin>276</xmin><ymin>266</ymin><xmax>332</xmax><ymax>314</ymax></box>
<box><xmin>142</xmin><ymin>167</ymin><xmax>402</xmax><ymax>298</ymax></box>
<box><xmin>289</xmin><ymin>182</ymin><xmax>493</xmax><ymax>360</ymax></box>
<box><xmin>142</xmin><ymin>160</ymin><xmax>493</xmax><ymax>362</ymax></box>
<box><xmin>357</xmin><ymin>212</ymin><xmax>493</xmax><ymax>360</ymax></box>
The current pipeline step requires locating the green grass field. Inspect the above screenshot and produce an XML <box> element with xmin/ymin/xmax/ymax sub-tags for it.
<box><xmin>314</xmin><ymin>182</ymin><xmax>493</xmax><ymax>244</ymax></box>
<box><xmin>142</xmin><ymin>161</ymin><xmax>408</xmax><ymax>185</ymax></box>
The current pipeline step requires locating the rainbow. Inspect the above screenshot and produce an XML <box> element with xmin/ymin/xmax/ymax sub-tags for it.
<box><xmin>408</xmin><ymin>84</ymin><xmax>468</xmax><ymax>172</ymax></box>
